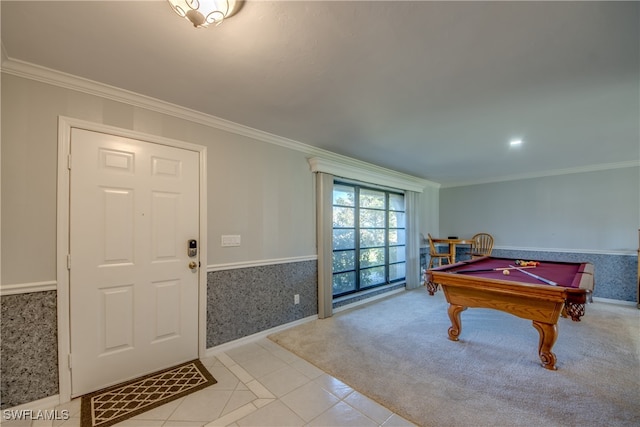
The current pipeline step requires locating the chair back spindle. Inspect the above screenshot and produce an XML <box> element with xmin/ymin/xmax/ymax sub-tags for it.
<box><xmin>471</xmin><ymin>233</ymin><xmax>494</xmax><ymax>258</ymax></box>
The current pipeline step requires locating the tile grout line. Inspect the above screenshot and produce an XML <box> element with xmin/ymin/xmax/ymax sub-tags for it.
<box><xmin>257</xmin><ymin>339</ymin><xmax>408</xmax><ymax>427</ymax></box>
<box><xmin>256</xmin><ymin>340</ymin><xmax>378</xmax><ymax>426</ymax></box>
<box><xmin>204</xmin><ymin>351</ymin><xmax>264</xmax><ymax>427</ymax></box>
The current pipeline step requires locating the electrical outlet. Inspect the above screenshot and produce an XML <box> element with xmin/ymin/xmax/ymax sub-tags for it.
<box><xmin>294</xmin><ymin>294</ymin><xmax>300</xmax><ymax>305</ymax></box>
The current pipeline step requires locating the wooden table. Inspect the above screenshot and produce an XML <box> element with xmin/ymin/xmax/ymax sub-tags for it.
<box><xmin>426</xmin><ymin>256</ymin><xmax>594</xmax><ymax>370</ymax></box>
<box><xmin>431</xmin><ymin>237</ymin><xmax>474</xmax><ymax>263</ymax></box>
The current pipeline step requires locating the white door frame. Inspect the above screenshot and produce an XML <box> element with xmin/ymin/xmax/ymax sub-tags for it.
<box><xmin>56</xmin><ymin>116</ymin><xmax>208</xmax><ymax>403</ymax></box>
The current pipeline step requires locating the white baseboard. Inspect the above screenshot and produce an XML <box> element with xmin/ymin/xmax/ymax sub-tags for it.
<box><xmin>204</xmin><ymin>314</ymin><xmax>318</xmax><ymax>357</ymax></box>
<box><xmin>333</xmin><ymin>287</ymin><xmax>406</xmax><ymax>314</ymax></box>
<box><xmin>593</xmin><ymin>296</ymin><xmax>638</xmax><ymax>307</ymax></box>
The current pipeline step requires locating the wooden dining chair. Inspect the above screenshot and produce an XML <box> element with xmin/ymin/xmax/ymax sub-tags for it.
<box><xmin>470</xmin><ymin>233</ymin><xmax>494</xmax><ymax>258</ymax></box>
<box><xmin>428</xmin><ymin>233</ymin><xmax>453</xmax><ymax>268</ymax></box>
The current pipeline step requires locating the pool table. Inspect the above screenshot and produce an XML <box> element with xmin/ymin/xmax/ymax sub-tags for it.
<box><xmin>426</xmin><ymin>256</ymin><xmax>594</xmax><ymax>370</ymax></box>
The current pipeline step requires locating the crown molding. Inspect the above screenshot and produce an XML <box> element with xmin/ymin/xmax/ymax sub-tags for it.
<box><xmin>3</xmin><ymin>57</ymin><xmax>637</xmax><ymax>190</ymax></box>
<box><xmin>1</xmin><ymin>57</ymin><xmax>432</xmax><ymax>190</ymax></box>
<box><xmin>440</xmin><ymin>160</ymin><xmax>640</xmax><ymax>188</ymax></box>
<box><xmin>1</xmin><ymin>58</ymin><xmax>310</xmax><ymax>150</ymax></box>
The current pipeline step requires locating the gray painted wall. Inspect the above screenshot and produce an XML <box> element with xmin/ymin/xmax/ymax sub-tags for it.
<box><xmin>440</xmin><ymin>167</ymin><xmax>640</xmax><ymax>302</ymax></box>
<box><xmin>439</xmin><ymin>167</ymin><xmax>639</xmax><ymax>252</ymax></box>
<box><xmin>1</xmin><ymin>75</ymin><xmax>318</xmax><ymax>285</ymax></box>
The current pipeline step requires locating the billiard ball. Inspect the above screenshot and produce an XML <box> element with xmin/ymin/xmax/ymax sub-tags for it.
<box><xmin>503</xmin><ymin>269</ymin><xmax>510</xmax><ymax>275</ymax></box>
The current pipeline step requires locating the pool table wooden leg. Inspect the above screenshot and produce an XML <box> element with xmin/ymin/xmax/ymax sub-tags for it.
<box><xmin>532</xmin><ymin>321</ymin><xmax>558</xmax><ymax>370</ymax></box>
<box><xmin>447</xmin><ymin>304</ymin><xmax>467</xmax><ymax>341</ymax></box>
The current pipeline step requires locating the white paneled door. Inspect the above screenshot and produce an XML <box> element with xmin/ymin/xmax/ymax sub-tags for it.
<box><xmin>69</xmin><ymin>128</ymin><xmax>200</xmax><ymax>397</ymax></box>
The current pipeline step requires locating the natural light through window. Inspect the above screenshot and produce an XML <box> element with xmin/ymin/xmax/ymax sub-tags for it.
<box><xmin>332</xmin><ymin>182</ymin><xmax>406</xmax><ymax>297</ymax></box>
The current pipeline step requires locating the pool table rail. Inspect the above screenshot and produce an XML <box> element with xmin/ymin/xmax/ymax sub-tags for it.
<box><xmin>426</xmin><ymin>257</ymin><xmax>594</xmax><ymax>321</ymax></box>
<box><xmin>425</xmin><ymin>256</ymin><xmax>594</xmax><ymax>370</ymax></box>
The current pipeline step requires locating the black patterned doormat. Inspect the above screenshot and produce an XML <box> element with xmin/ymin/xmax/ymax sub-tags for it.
<box><xmin>81</xmin><ymin>359</ymin><xmax>216</xmax><ymax>427</ymax></box>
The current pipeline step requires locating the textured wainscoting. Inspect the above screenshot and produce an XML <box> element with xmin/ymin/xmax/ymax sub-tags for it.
<box><xmin>0</xmin><ymin>291</ymin><xmax>59</xmax><ymax>409</ymax></box>
<box><xmin>206</xmin><ymin>260</ymin><xmax>318</xmax><ymax>348</ymax></box>
<box><xmin>492</xmin><ymin>249</ymin><xmax>638</xmax><ymax>302</ymax></box>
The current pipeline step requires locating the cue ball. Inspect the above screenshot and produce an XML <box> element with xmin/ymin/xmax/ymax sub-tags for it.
<box><xmin>503</xmin><ymin>270</ymin><xmax>510</xmax><ymax>275</ymax></box>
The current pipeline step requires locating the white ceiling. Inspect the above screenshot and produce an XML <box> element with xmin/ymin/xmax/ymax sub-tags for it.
<box><xmin>2</xmin><ymin>0</ymin><xmax>638</xmax><ymax>186</ymax></box>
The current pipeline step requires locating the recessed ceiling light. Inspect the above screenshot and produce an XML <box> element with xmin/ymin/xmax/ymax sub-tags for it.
<box><xmin>509</xmin><ymin>139</ymin><xmax>523</xmax><ymax>147</ymax></box>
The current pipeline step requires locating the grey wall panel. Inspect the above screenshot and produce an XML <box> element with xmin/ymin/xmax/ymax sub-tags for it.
<box><xmin>440</xmin><ymin>167</ymin><xmax>639</xmax><ymax>252</ymax></box>
<box><xmin>206</xmin><ymin>260</ymin><xmax>318</xmax><ymax>347</ymax></box>
<box><xmin>0</xmin><ymin>292</ymin><xmax>58</xmax><ymax>409</ymax></box>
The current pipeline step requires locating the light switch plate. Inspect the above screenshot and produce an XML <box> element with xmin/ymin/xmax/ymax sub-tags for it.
<box><xmin>221</xmin><ymin>235</ymin><xmax>241</xmax><ymax>247</ymax></box>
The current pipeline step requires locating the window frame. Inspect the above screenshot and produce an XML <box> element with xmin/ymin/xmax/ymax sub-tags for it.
<box><xmin>332</xmin><ymin>181</ymin><xmax>406</xmax><ymax>298</ymax></box>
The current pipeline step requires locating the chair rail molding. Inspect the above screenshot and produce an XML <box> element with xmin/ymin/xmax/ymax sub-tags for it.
<box><xmin>494</xmin><ymin>245</ymin><xmax>637</xmax><ymax>256</ymax></box>
<box><xmin>0</xmin><ymin>280</ymin><xmax>57</xmax><ymax>296</ymax></box>
<box><xmin>207</xmin><ymin>255</ymin><xmax>317</xmax><ymax>272</ymax></box>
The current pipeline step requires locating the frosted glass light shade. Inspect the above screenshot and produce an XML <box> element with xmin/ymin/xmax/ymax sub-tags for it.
<box><xmin>167</xmin><ymin>0</ymin><xmax>236</xmax><ymax>28</ymax></box>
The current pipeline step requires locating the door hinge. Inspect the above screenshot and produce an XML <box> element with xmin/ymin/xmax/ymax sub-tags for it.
<box><xmin>67</xmin><ymin>154</ymin><xmax>72</xmax><ymax>170</ymax></box>
<box><xmin>67</xmin><ymin>254</ymin><xmax>71</xmax><ymax>270</ymax></box>
<box><xmin>68</xmin><ymin>354</ymin><xmax>73</xmax><ymax>369</ymax></box>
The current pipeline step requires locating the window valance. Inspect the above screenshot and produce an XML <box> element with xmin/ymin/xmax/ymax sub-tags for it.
<box><xmin>308</xmin><ymin>157</ymin><xmax>438</xmax><ymax>193</ymax></box>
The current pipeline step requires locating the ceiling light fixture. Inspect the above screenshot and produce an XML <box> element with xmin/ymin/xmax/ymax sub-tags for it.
<box><xmin>167</xmin><ymin>0</ymin><xmax>237</xmax><ymax>28</ymax></box>
<box><xmin>509</xmin><ymin>139</ymin><xmax>523</xmax><ymax>147</ymax></box>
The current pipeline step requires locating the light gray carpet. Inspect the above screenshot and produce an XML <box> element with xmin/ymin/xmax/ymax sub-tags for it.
<box><xmin>269</xmin><ymin>289</ymin><xmax>640</xmax><ymax>427</ymax></box>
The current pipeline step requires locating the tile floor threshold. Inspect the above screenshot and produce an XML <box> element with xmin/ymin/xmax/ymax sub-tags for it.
<box><xmin>2</xmin><ymin>338</ymin><xmax>415</xmax><ymax>427</ymax></box>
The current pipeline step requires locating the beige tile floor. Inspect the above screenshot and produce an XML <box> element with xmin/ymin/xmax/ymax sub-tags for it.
<box><xmin>2</xmin><ymin>338</ymin><xmax>415</xmax><ymax>427</ymax></box>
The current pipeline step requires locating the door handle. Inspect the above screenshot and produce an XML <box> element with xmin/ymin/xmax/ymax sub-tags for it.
<box><xmin>188</xmin><ymin>261</ymin><xmax>197</xmax><ymax>270</ymax></box>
